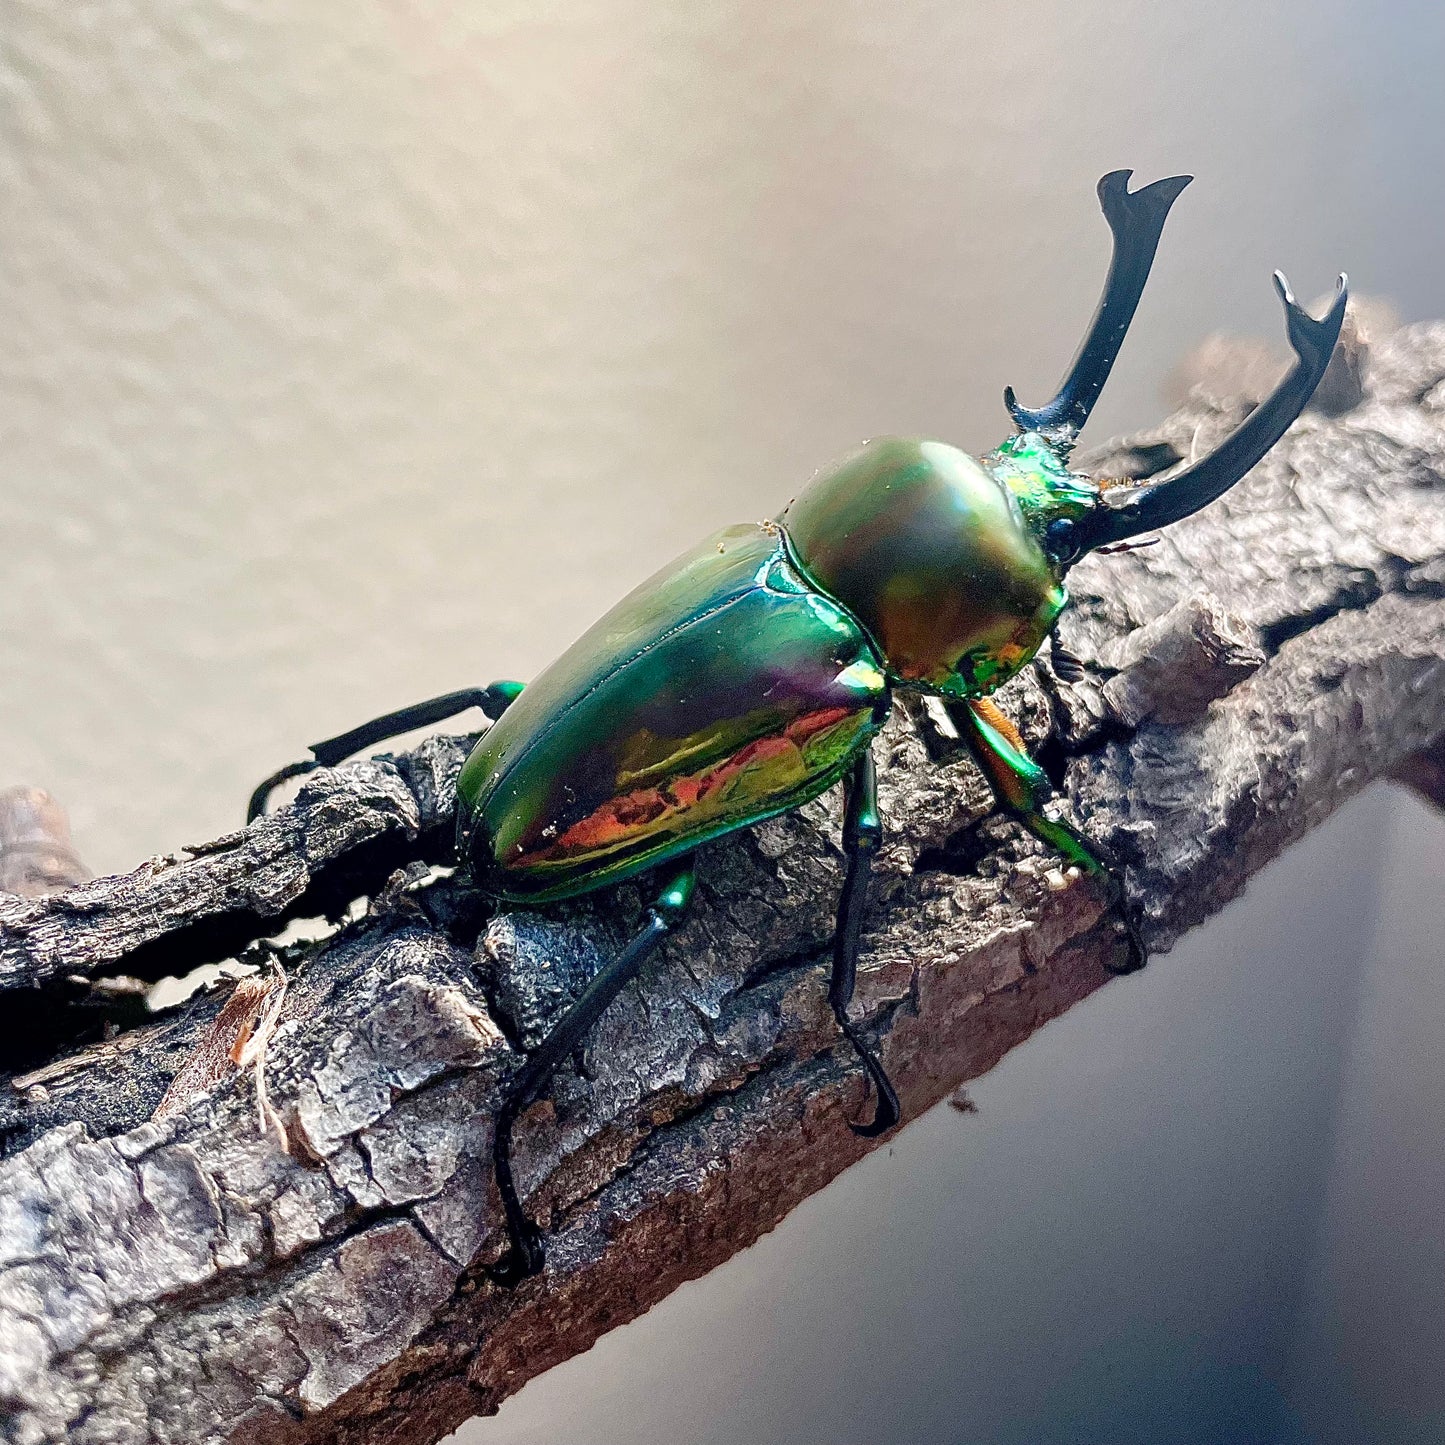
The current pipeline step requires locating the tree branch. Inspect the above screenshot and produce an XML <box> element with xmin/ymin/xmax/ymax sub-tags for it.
<box><xmin>3</xmin><ymin>309</ymin><xmax>1444</xmax><ymax>1445</ymax></box>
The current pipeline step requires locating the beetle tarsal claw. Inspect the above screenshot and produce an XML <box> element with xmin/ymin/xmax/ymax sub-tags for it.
<box><xmin>490</xmin><ymin>1225</ymin><xmax>546</xmax><ymax>1287</ymax></box>
<box><xmin>1102</xmin><ymin>889</ymin><xmax>1148</xmax><ymax>975</ymax></box>
<box><xmin>836</xmin><ymin>1016</ymin><xmax>901</xmax><ymax>1137</ymax></box>
<box><xmin>246</xmin><ymin>758</ymin><xmax>321</xmax><ymax>824</ymax></box>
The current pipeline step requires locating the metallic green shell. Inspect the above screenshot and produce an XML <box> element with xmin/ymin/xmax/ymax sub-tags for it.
<box><xmin>456</xmin><ymin>523</ymin><xmax>889</xmax><ymax>903</ymax></box>
<box><xmin>781</xmin><ymin>437</ymin><xmax>1068</xmax><ymax>696</ymax></box>
<box><xmin>985</xmin><ymin>431</ymin><xmax>1101</xmax><ymax>529</ymax></box>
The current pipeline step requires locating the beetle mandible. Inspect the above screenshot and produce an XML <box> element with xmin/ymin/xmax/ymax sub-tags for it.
<box><xmin>249</xmin><ymin>170</ymin><xmax>1347</xmax><ymax>1284</ymax></box>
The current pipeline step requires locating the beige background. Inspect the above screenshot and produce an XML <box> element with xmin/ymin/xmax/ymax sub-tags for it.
<box><xmin>1</xmin><ymin>3</ymin><xmax>1442</xmax><ymax>1442</ymax></box>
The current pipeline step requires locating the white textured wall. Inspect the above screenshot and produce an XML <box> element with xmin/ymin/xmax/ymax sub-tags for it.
<box><xmin>2</xmin><ymin>3</ymin><xmax>1443</xmax><ymax>1442</ymax></box>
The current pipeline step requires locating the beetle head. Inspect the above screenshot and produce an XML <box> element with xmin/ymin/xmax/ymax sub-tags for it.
<box><xmin>985</xmin><ymin>430</ymin><xmax>1102</xmax><ymax>575</ymax></box>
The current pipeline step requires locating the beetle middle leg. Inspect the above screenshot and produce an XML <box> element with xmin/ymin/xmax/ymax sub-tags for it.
<box><xmin>246</xmin><ymin>681</ymin><xmax>525</xmax><ymax>822</ymax></box>
<box><xmin>950</xmin><ymin>698</ymin><xmax>1146</xmax><ymax>973</ymax></box>
<box><xmin>489</xmin><ymin>862</ymin><xmax>696</xmax><ymax>1286</ymax></box>
<box><xmin>829</xmin><ymin>746</ymin><xmax>902</xmax><ymax>1138</ymax></box>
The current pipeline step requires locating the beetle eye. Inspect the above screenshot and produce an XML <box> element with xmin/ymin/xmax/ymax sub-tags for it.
<box><xmin>1044</xmin><ymin>518</ymin><xmax>1079</xmax><ymax>564</ymax></box>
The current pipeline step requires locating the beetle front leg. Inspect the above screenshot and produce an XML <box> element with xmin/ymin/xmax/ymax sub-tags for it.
<box><xmin>952</xmin><ymin>698</ymin><xmax>1145</xmax><ymax>973</ymax></box>
<box><xmin>829</xmin><ymin>746</ymin><xmax>901</xmax><ymax>1137</ymax></box>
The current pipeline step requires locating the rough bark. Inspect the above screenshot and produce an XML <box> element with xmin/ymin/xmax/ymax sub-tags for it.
<box><xmin>2</xmin><ymin>310</ymin><xmax>1444</xmax><ymax>1445</ymax></box>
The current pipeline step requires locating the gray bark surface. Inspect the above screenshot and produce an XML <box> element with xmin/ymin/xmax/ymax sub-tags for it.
<box><xmin>2</xmin><ymin>310</ymin><xmax>1444</xmax><ymax>1445</ymax></box>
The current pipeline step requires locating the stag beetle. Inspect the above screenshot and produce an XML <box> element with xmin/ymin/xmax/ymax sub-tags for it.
<box><xmin>249</xmin><ymin>170</ymin><xmax>1346</xmax><ymax>1283</ymax></box>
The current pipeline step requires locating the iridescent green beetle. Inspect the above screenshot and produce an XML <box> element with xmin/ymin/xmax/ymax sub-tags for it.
<box><xmin>249</xmin><ymin>171</ymin><xmax>1347</xmax><ymax>1282</ymax></box>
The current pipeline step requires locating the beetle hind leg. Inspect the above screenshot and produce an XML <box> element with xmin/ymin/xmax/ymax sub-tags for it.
<box><xmin>953</xmin><ymin>698</ymin><xmax>1145</xmax><ymax>973</ymax></box>
<box><xmin>830</xmin><ymin>746</ymin><xmax>902</xmax><ymax>1138</ymax></box>
<box><xmin>489</xmin><ymin>863</ymin><xmax>697</xmax><ymax>1287</ymax></box>
<box><xmin>246</xmin><ymin>681</ymin><xmax>525</xmax><ymax>822</ymax></box>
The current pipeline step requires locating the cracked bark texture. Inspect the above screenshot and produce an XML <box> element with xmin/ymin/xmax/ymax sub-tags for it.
<box><xmin>2</xmin><ymin>309</ymin><xmax>1445</xmax><ymax>1445</ymax></box>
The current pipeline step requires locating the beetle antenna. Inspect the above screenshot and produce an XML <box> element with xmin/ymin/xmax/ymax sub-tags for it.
<box><xmin>1004</xmin><ymin>169</ymin><xmax>1192</xmax><ymax>450</ymax></box>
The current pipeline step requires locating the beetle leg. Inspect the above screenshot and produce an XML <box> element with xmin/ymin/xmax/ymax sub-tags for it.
<box><xmin>952</xmin><ymin>698</ymin><xmax>1145</xmax><ymax>973</ymax></box>
<box><xmin>246</xmin><ymin>681</ymin><xmax>525</xmax><ymax>822</ymax></box>
<box><xmin>489</xmin><ymin>862</ymin><xmax>697</xmax><ymax>1287</ymax></box>
<box><xmin>829</xmin><ymin>746</ymin><xmax>901</xmax><ymax>1138</ymax></box>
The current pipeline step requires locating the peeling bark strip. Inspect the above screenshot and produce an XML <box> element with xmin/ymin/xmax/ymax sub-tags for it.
<box><xmin>2</xmin><ymin>311</ymin><xmax>1445</xmax><ymax>1445</ymax></box>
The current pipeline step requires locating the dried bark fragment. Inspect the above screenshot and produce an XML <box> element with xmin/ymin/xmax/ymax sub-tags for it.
<box><xmin>1099</xmin><ymin>594</ymin><xmax>1265</xmax><ymax>727</ymax></box>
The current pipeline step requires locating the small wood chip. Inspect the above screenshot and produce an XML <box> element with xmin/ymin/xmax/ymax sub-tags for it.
<box><xmin>153</xmin><ymin>959</ymin><xmax>289</xmax><ymax>1145</ymax></box>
